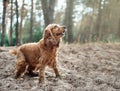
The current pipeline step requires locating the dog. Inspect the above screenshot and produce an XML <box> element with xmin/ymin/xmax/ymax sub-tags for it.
<box><xmin>10</xmin><ymin>24</ymin><xmax>66</xmax><ymax>83</ymax></box>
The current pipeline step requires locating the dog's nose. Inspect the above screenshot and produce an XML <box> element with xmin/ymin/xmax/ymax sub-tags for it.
<box><xmin>63</xmin><ymin>29</ymin><xmax>65</xmax><ymax>33</ymax></box>
<box><xmin>63</xmin><ymin>26</ymin><xmax>66</xmax><ymax>29</ymax></box>
<box><xmin>63</xmin><ymin>26</ymin><xmax>67</xmax><ymax>32</ymax></box>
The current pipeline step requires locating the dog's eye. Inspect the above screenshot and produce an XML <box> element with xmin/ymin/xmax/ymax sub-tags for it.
<box><xmin>53</xmin><ymin>33</ymin><xmax>58</xmax><ymax>36</ymax></box>
<box><xmin>56</xmin><ymin>33</ymin><xmax>62</xmax><ymax>36</ymax></box>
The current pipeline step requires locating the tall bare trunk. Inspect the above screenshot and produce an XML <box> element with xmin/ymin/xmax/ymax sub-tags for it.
<box><xmin>1</xmin><ymin>0</ymin><xmax>8</xmax><ymax>46</ymax></box>
<box><xmin>118</xmin><ymin>18</ymin><xmax>120</xmax><ymax>37</ymax></box>
<box><xmin>64</xmin><ymin>0</ymin><xmax>74</xmax><ymax>43</ymax></box>
<box><xmin>29</xmin><ymin>0</ymin><xmax>33</xmax><ymax>42</ymax></box>
<box><xmin>20</xmin><ymin>0</ymin><xmax>24</xmax><ymax>44</ymax></box>
<box><xmin>15</xmin><ymin>0</ymin><xmax>19</xmax><ymax>45</ymax></box>
<box><xmin>48</xmin><ymin>0</ymin><xmax>55</xmax><ymax>23</ymax></box>
<box><xmin>9</xmin><ymin>0</ymin><xmax>13</xmax><ymax>46</ymax></box>
<box><xmin>93</xmin><ymin>0</ymin><xmax>102</xmax><ymax>41</ymax></box>
<box><xmin>41</xmin><ymin>0</ymin><xmax>56</xmax><ymax>27</ymax></box>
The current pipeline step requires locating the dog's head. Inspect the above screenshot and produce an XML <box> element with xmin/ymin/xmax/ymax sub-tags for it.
<box><xmin>43</xmin><ymin>24</ymin><xmax>66</xmax><ymax>47</ymax></box>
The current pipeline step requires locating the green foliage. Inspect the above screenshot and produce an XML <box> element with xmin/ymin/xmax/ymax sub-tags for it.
<box><xmin>102</xmin><ymin>34</ymin><xmax>120</xmax><ymax>43</ymax></box>
<box><xmin>0</xmin><ymin>25</ymin><xmax>43</xmax><ymax>46</ymax></box>
<box><xmin>0</xmin><ymin>32</ymin><xmax>9</xmax><ymax>46</ymax></box>
<box><xmin>22</xmin><ymin>19</ymin><xmax>43</xmax><ymax>43</ymax></box>
<box><xmin>23</xmin><ymin>26</ymin><xmax>43</xmax><ymax>43</ymax></box>
<box><xmin>4</xmin><ymin>34</ymin><xmax>9</xmax><ymax>46</ymax></box>
<box><xmin>81</xmin><ymin>0</ymin><xmax>99</xmax><ymax>8</ymax></box>
<box><xmin>0</xmin><ymin>32</ymin><xmax>1</xmax><ymax>45</ymax></box>
<box><xmin>32</xmin><ymin>26</ymin><xmax>43</xmax><ymax>42</ymax></box>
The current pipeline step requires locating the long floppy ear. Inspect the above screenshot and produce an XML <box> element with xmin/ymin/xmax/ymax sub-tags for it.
<box><xmin>56</xmin><ymin>39</ymin><xmax>60</xmax><ymax>47</ymax></box>
<box><xmin>43</xmin><ymin>29</ymin><xmax>50</xmax><ymax>39</ymax></box>
<box><xmin>43</xmin><ymin>29</ymin><xmax>51</xmax><ymax>46</ymax></box>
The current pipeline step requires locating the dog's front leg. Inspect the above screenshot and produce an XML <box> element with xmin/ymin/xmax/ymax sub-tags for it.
<box><xmin>39</xmin><ymin>65</ymin><xmax>45</xmax><ymax>83</ymax></box>
<box><xmin>38</xmin><ymin>57</ymin><xmax>46</xmax><ymax>83</ymax></box>
<box><xmin>53</xmin><ymin>61</ymin><xmax>61</xmax><ymax>78</ymax></box>
<box><xmin>53</xmin><ymin>67</ymin><xmax>61</xmax><ymax>78</ymax></box>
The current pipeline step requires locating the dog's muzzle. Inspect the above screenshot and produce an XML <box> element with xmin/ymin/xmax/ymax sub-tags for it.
<box><xmin>61</xmin><ymin>26</ymin><xmax>66</xmax><ymax>36</ymax></box>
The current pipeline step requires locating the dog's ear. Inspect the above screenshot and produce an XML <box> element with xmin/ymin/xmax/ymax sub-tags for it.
<box><xmin>43</xmin><ymin>29</ymin><xmax>50</xmax><ymax>39</ymax></box>
<box><xmin>43</xmin><ymin>29</ymin><xmax>51</xmax><ymax>46</ymax></box>
<box><xmin>56</xmin><ymin>39</ymin><xmax>60</xmax><ymax>47</ymax></box>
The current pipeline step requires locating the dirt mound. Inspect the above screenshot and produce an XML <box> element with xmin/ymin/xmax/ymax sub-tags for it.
<box><xmin>0</xmin><ymin>43</ymin><xmax>120</xmax><ymax>91</ymax></box>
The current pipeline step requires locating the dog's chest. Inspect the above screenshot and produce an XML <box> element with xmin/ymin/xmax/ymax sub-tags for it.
<box><xmin>43</xmin><ymin>48</ymin><xmax>56</xmax><ymax>58</ymax></box>
<box><xmin>39</xmin><ymin>48</ymin><xmax>56</xmax><ymax>64</ymax></box>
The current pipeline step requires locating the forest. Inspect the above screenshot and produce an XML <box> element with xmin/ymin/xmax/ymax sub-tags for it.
<box><xmin>0</xmin><ymin>0</ymin><xmax>120</xmax><ymax>46</ymax></box>
<box><xmin>0</xmin><ymin>0</ymin><xmax>120</xmax><ymax>91</ymax></box>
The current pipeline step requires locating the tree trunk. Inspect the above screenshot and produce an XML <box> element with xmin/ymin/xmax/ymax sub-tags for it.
<box><xmin>92</xmin><ymin>0</ymin><xmax>102</xmax><ymax>41</ymax></box>
<box><xmin>29</xmin><ymin>0</ymin><xmax>33</xmax><ymax>42</ymax></box>
<box><xmin>48</xmin><ymin>0</ymin><xmax>55</xmax><ymax>23</ymax></box>
<box><xmin>41</xmin><ymin>0</ymin><xmax>56</xmax><ymax>27</ymax></box>
<box><xmin>64</xmin><ymin>0</ymin><xmax>74</xmax><ymax>43</ymax></box>
<box><xmin>15</xmin><ymin>0</ymin><xmax>19</xmax><ymax>45</ymax></box>
<box><xmin>1</xmin><ymin>0</ymin><xmax>8</xmax><ymax>46</ymax></box>
<box><xmin>9</xmin><ymin>0</ymin><xmax>13</xmax><ymax>46</ymax></box>
<box><xmin>20</xmin><ymin>0</ymin><xmax>24</xmax><ymax>44</ymax></box>
<box><xmin>118</xmin><ymin>18</ymin><xmax>120</xmax><ymax>37</ymax></box>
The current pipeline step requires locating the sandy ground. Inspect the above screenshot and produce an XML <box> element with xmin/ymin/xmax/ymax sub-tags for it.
<box><xmin>0</xmin><ymin>43</ymin><xmax>120</xmax><ymax>91</ymax></box>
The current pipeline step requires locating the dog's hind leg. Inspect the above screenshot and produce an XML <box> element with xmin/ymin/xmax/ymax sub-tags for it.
<box><xmin>26</xmin><ymin>65</ymin><xmax>38</xmax><ymax>77</ymax></box>
<box><xmin>15</xmin><ymin>60</ymin><xmax>27</xmax><ymax>79</ymax></box>
<box><xmin>15</xmin><ymin>51</ymin><xmax>27</xmax><ymax>79</ymax></box>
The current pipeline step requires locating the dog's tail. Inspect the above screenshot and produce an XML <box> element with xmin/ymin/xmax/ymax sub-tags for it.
<box><xmin>9</xmin><ymin>50</ymin><xmax>17</xmax><ymax>55</ymax></box>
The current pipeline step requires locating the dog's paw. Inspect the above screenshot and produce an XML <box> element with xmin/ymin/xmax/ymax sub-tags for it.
<box><xmin>56</xmin><ymin>75</ymin><xmax>61</xmax><ymax>79</ymax></box>
<box><xmin>54</xmin><ymin>75</ymin><xmax>62</xmax><ymax>82</ymax></box>
<box><xmin>25</xmin><ymin>72</ymin><xmax>38</xmax><ymax>77</ymax></box>
<box><xmin>39</xmin><ymin>77</ymin><xmax>45</xmax><ymax>84</ymax></box>
<box><xmin>15</xmin><ymin>77</ymin><xmax>24</xmax><ymax>81</ymax></box>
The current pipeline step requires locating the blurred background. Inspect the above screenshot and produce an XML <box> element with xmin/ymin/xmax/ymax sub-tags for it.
<box><xmin>0</xmin><ymin>0</ymin><xmax>120</xmax><ymax>46</ymax></box>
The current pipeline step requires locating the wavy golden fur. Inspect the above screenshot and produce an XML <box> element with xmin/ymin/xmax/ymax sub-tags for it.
<box><xmin>10</xmin><ymin>24</ymin><xmax>66</xmax><ymax>83</ymax></box>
